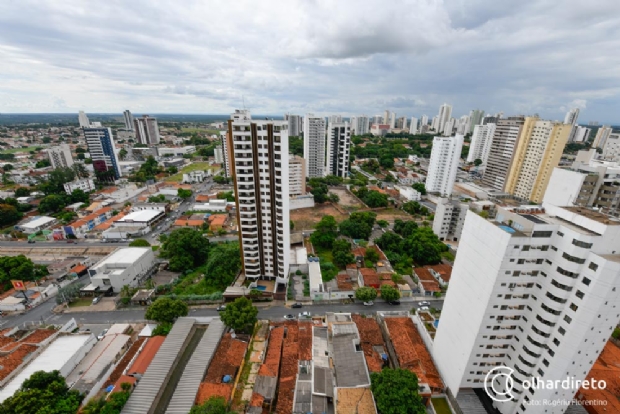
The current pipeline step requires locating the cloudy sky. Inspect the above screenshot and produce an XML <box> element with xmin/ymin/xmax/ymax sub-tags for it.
<box><xmin>1</xmin><ymin>0</ymin><xmax>619</xmax><ymax>123</ymax></box>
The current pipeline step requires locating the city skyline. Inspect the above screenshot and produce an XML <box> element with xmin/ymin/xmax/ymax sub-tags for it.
<box><xmin>1</xmin><ymin>1</ymin><xmax>620</xmax><ymax>123</ymax></box>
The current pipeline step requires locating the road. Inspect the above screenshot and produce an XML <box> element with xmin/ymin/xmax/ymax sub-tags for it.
<box><xmin>1</xmin><ymin>299</ymin><xmax>444</xmax><ymax>329</ymax></box>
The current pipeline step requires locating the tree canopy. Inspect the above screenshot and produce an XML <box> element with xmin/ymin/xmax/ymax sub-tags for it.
<box><xmin>338</xmin><ymin>212</ymin><xmax>377</xmax><ymax>240</ymax></box>
<box><xmin>189</xmin><ymin>396</ymin><xmax>231</xmax><ymax>414</ymax></box>
<box><xmin>129</xmin><ymin>239</ymin><xmax>151</xmax><ymax>247</ymax></box>
<box><xmin>375</xmin><ymin>224</ymin><xmax>447</xmax><ymax>267</ymax></box>
<box><xmin>0</xmin><ymin>370</ymin><xmax>83</xmax><ymax>414</ymax></box>
<box><xmin>332</xmin><ymin>239</ymin><xmax>355</xmax><ymax>268</ymax></box>
<box><xmin>145</xmin><ymin>297</ymin><xmax>189</xmax><ymax>323</ymax></box>
<box><xmin>178</xmin><ymin>188</ymin><xmax>193</xmax><ymax>199</ymax></box>
<box><xmin>220</xmin><ymin>297</ymin><xmax>258</xmax><ymax>333</ymax></box>
<box><xmin>380</xmin><ymin>284</ymin><xmax>401</xmax><ymax>302</ymax></box>
<box><xmin>355</xmin><ymin>286</ymin><xmax>377</xmax><ymax>302</ymax></box>
<box><xmin>310</xmin><ymin>215</ymin><xmax>339</xmax><ymax>249</ymax></box>
<box><xmin>161</xmin><ymin>228</ymin><xmax>211</xmax><ymax>271</ymax></box>
<box><xmin>203</xmin><ymin>242</ymin><xmax>241</xmax><ymax>289</ymax></box>
<box><xmin>412</xmin><ymin>183</ymin><xmax>426</xmax><ymax>195</ymax></box>
<box><xmin>370</xmin><ymin>368</ymin><xmax>426</xmax><ymax>414</ymax></box>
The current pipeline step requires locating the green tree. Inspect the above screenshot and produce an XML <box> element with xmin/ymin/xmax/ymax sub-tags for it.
<box><xmin>374</xmin><ymin>231</ymin><xmax>402</xmax><ymax>253</ymax></box>
<box><xmin>167</xmin><ymin>166</ymin><xmax>178</xmax><ymax>174</ymax></box>
<box><xmin>290</xmin><ymin>220</ymin><xmax>294</xmax><ymax>231</ymax></box>
<box><xmin>474</xmin><ymin>158</ymin><xmax>483</xmax><ymax>166</ymax></box>
<box><xmin>39</xmin><ymin>167</ymin><xmax>75</xmax><ymax>195</ymax></box>
<box><xmin>119</xmin><ymin>148</ymin><xmax>128</xmax><ymax>160</ymax></box>
<box><xmin>363</xmin><ymin>191</ymin><xmax>389</xmax><ymax>208</ymax></box>
<box><xmin>129</xmin><ymin>238</ymin><xmax>151</xmax><ymax>247</ymax></box>
<box><xmin>145</xmin><ymin>297</ymin><xmax>189</xmax><ymax>323</ymax></box>
<box><xmin>203</xmin><ymin>242</ymin><xmax>241</xmax><ymax>288</ymax></box>
<box><xmin>178</xmin><ymin>188</ymin><xmax>193</xmax><ymax>199</ymax></box>
<box><xmin>370</xmin><ymin>368</ymin><xmax>425</xmax><ymax>414</ymax></box>
<box><xmin>332</xmin><ymin>239</ymin><xmax>354</xmax><ymax>268</ymax></box>
<box><xmin>310</xmin><ymin>183</ymin><xmax>329</xmax><ymax>203</ymax></box>
<box><xmin>72</xmin><ymin>162</ymin><xmax>90</xmax><ymax>179</ymax></box>
<box><xmin>379</xmin><ymin>155</ymin><xmax>394</xmax><ymax>169</ymax></box>
<box><xmin>220</xmin><ymin>297</ymin><xmax>258</xmax><ymax>333</ymax></box>
<box><xmin>380</xmin><ymin>284</ymin><xmax>401</xmax><ymax>302</ymax></box>
<box><xmin>189</xmin><ymin>396</ymin><xmax>231</xmax><ymax>414</ymax></box>
<box><xmin>70</xmin><ymin>189</ymin><xmax>89</xmax><ymax>204</ymax></box>
<box><xmin>161</xmin><ymin>227</ymin><xmax>211</xmax><ymax>271</ymax></box>
<box><xmin>0</xmin><ymin>370</ymin><xmax>83</xmax><ymax>414</ymax></box>
<box><xmin>412</xmin><ymin>182</ymin><xmax>426</xmax><ymax>195</ymax></box>
<box><xmin>38</xmin><ymin>194</ymin><xmax>67</xmax><ymax>213</ymax></box>
<box><xmin>339</xmin><ymin>219</ymin><xmax>372</xmax><ymax>240</ymax></box>
<box><xmin>35</xmin><ymin>159</ymin><xmax>51</xmax><ymax>168</ymax></box>
<box><xmin>365</xmin><ymin>249</ymin><xmax>380</xmax><ymax>264</ymax></box>
<box><xmin>355</xmin><ymin>286</ymin><xmax>377</xmax><ymax>302</ymax></box>
<box><xmin>377</xmin><ymin>220</ymin><xmax>389</xmax><ymax>228</ymax></box>
<box><xmin>393</xmin><ymin>220</ymin><xmax>418</xmax><ymax>238</ymax></box>
<box><xmin>14</xmin><ymin>187</ymin><xmax>31</xmax><ymax>198</ymax></box>
<box><xmin>0</xmin><ymin>204</ymin><xmax>22</xmax><ymax>227</ymax></box>
<box><xmin>310</xmin><ymin>215</ymin><xmax>339</xmax><ymax>249</ymax></box>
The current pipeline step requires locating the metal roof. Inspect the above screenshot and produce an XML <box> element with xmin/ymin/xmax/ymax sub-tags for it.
<box><xmin>121</xmin><ymin>318</ymin><xmax>196</xmax><ymax>414</ymax></box>
<box><xmin>166</xmin><ymin>319</ymin><xmax>226</xmax><ymax>414</ymax></box>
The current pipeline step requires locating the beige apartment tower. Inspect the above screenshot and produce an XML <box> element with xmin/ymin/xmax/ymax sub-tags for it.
<box><xmin>504</xmin><ymin>117</ymin><xmax>571</xmax><ymax>203</ymax></box>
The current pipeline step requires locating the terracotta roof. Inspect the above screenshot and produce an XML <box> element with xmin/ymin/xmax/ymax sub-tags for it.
<box><xmin>94</xmin><ymin>212</ymin><xmax>125</xmax><ymax>230</ymax></box>
<box><xmin>208</xmin><ymin>215</ymin><xmax>227</xmax><ymax>225</ymax></box>
<box><xmin>127</xmin><ymin>336</ymin><xmax>165</xmax><ymax>375</ymax></box>
<box><xmin>428</xmin><ymin>264</ymin><xmax>452</xmax><ymax>282</ymax></box>
<box><xmin>195</xmin><ymin>194</ymin><xmax>211</xmax><ymax>202</ymax></box>
<box><xmin>359</xmin><ymin>268</ymin><xmax>379</xmax><ymax>287</ymax></box>
<box><xmin>414</xmin><ymin>267</ymin><xmax>435</xmax><ymax>282</ymax></box>
<box><xmin>336</xmin><ymin>388</ymin><xmax>376</xmax><ymax>414</ymax></box>
<box><xmin>352</xmin><ymin>247</ymin><xmax>366</xmax><ymax>258</ymax></box>
<box><xmin>352</xmin><ymin>315</ymin><xmax>386</xmax><ymax>373</ymax></box>
<box><xmin>420</xmin><ymin>280</ymin><xmax>440</xmax><ymax>292</ymax></box>
<box><xmin>258</xmin><ymin>327</ymin><xmax>284</xmax><ymax>377</ymax></box>
<box><xmin>174</xmin><ymin>219</ymin><xmax>204</xmax><ymax>227</ymax></box>
<box><xmin>196</xmin><ymin>383</ymin><xmax>233</xmax><ymax>404</ymax></box>
<box><xmin>70</xmin><ymin>265</ymin><xmax>87</xmax><ymax>275</ymax></box>
<box><xmin>113</xmin><ymin>375</ymin><xmax>137</xmax><ymax>392</ymax></box>
<box><xmin>337</xmin><ymin>274</ymin><xmax>353</xmax><ymax>290</ymax></box>
<box><xmin>577</xmin><ymin>341</ymin><xmax>620</xmax><ymax>413</ymax></box>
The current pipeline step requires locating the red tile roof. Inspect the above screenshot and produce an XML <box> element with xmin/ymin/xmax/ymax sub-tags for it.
<box><xmin>127</xmin><ymin>336</ymin><xmax>165</xmax><ymax>375</ymax></box>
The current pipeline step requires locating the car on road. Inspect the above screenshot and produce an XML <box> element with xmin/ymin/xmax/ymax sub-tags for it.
<box><xmin>363</xmin><ymin>301</ymin><xmax>374</xmax><ymax>306</ymax></box>
<box><xmin>418</xmin><ymin>306</ymin><xmax>429</xmax><ymax>311</ymax></box>
<box><xmin>27</xmin><ymin>240</ymin><xmax>35</xmax><ymax>244</ymax></box>
<box><xmin>291</xmin><ymin>303</ymin><xmax>303</xmax><ymax>309</ymax></box>
<box><xmin>298</xmin><ymin>311</ymin><xmax>312</xmax><ymax>318</ymax></box>
<box><xmin>419</xmin><ymin>301</ymin><xmax>430</xmax><ymax>306</ymax></box>
<box><xmin>216</xmin><ymin>305</ymin><xmax>226</xmax><ymax>312</ymax></box>
<box><xmin>97</xmin><ymin>328</ymin><xmax>109</xmax><ymax>340</ymax></box>
<box><xmin>388</xmin><ymin>300</ymin><xmax>401</xmax><ymax>305</ymax></box>
<box><xmin>284</xmin><ymin>314</ymin><xmax>295</xmax><ymax>320</ymax></box>
<box><xmin>92</xmin><ymin>296</ymin><xmax>102</xmax><ymax>305</ymax></box>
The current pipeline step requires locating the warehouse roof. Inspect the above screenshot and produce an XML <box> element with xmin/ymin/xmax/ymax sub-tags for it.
<box><xmin>117</xmin><ymin>210</ymin><xmax>162</xmax><ymax>223</ymax></box>
<box><xmin>94</xmin><ymin>247</ymin><xmax>151</xmax><ymax>268</ymax></box>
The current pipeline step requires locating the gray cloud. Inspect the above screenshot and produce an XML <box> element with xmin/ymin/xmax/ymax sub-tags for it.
<box><xmin>0</xmin><ymin>0</ymin><xmax>619</xmax><ymax>123</ymax></box>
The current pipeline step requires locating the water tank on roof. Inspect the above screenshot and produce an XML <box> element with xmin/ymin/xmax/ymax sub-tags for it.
<box><xmin>223</xmin><ymin>375</ymin><xmax>232</xmax><ymax>383</ymax></box>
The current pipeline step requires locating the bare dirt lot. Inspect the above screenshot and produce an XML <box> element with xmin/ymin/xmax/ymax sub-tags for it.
<box><xmin>374</xmin><ymin>208</ymin><xmax>412</xmax><ymax>222</ymax></box>
<box><xmin>328</xmin><ymin>188</ymin><xmax>365</xmax><ymax>210</ymax></box>
<box><xmin>290</xmin><ymin>203</ymin><xmax>349</xmax><ymax>231</ymax></box>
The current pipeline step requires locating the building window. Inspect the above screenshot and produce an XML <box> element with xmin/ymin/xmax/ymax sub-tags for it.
<box><xmin>576</xmin><ymin>290</ymin><xmax>585</xmax><ymax>299</ymax></box>
<box><xmin>582</xmin><ymin>277</ymin><xmax>591</xmax><ymax>286</ymax></box>
<box><xmin>533</xmin><ymin>231</ymin><xmax>552</xmax><ymax>238</ymax></box>
<box><xmin>572</xmin><ymin>239</ymin><xmax>593</xmax><ymax>249</ymax></box>
<box><xmin>589</xmin><ymin>262</ymin><xmax>599</xmax><ymax>271</ymax></box>
<box><xmin>557</xmin><ymin>231</ymin><xmax>564</xmax><ymax>237</ymax></box>
<box><xmin>564</xmin><ymin>315</ymin><xmax>572</xmax><ymax>324</ymax></box>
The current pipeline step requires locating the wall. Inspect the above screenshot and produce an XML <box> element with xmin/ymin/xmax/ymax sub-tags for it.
<box><xmin>289</xmin><ymin>196</ymin><xmax>315</xmax><ymax>211</ymax></box>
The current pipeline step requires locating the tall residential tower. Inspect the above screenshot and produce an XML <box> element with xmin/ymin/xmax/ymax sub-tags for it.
<box><xmin>425</xmin><ymin>134</ymin><xmax>463</xmax><ymax>196</ymax></box>
<box><xmin>303</xmin><ymin>114</ymin><xmax>327</xmax><ymax>178</ymax></box>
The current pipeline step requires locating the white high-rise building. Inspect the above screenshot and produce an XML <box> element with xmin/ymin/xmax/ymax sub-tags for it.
<box><xmin>457</xmin><ymin>115</ymin><xmax>471</xmax><ymax>135</ymax></box>
<box><xmin>46</xmin><ymin>144</ymin><xmax>74</xmax><ymax>169</ymax></box>
<box><xmin>326</xmin><ymin>121</ymin><xmax>351</xmax><ymax>178</ymax></box>
<box><xmin>286</xmin><ymin>114</ymin><xmax>302</xmax><ymax>137</ymax></box>
<box><xmin>431</xmin><ymin>116</ymin><xmax>439</xmax><ymax>131</ymax></box>
<box><xmin>434</xmin><ymin>202</ymin><xmax>620</xmax><ymax>414</ymax></box>
<box><xmin>421</xmin><ymin>115</ymin><xmax>429</xmax><ymax>128</ymax></box>
<box><xmin>289</xmin><ymin>155</ymin><xmax>306</xmax><ymax>197</ymax></box>
<box><xmin>329</xmin><ymin>115</ymin><xmax>343</xmax><ymax>124</ymax></box>
<box><xmin>602</xmin><ymin>132</ymin><xmax>620</xmax><ymax>161</ymax></box>
<box><xmin>219</xmin><ymin>131</ymin><xmax>231</xmax><ymax>177</ymax></box>
<box><xmin>425</xmin><ymin>134</ymin><xmax>463</xmax><ymax>196</ymax></box>
<box><xmin>568</xmin><ymin>125</ymin><xmax>591</xmax><ymax>143</ymax></box>
<box><xmin>592</xmin><ymin>126</ymin><xmax>612</xmax><ymax>149</ymax></box>
<box><xmin>467</xmin><ymin>124</ymin><xmax>497</xmax><ymax>164</ymax></box>
<box><xmin>432</xmin><ymin>198</ymin><xmax>469</xmax><ymax>242</ymax></box>
<box><xmin>228</xmin><ymin>113</ymin><xmax>290</xmax><ymax>282</ymax></box>
<box><xmin>133</xmin><ymin>115</ymin><xmax>160</xmax><ymax>145</ymax></box>
<box><xmin>409</xmin><ymin>117</ymin><xmax>418</xmax><ymax>134</ymax></box>
<box><xmin>123</xmin><ymin>110</ymin><xmax>134</xmax><ymax>131</ymax></box>
<box><xmin>437</xmin><ymin>103</ymin><xmax>453</xmax><ymax>134</ymax></box>
<box><xmin>78</xmin><ymin>111</ymin><xmax>90</xmax><ymax>128</ymax></box>
<box><xmin>351</xmin><ymin>116</ymin><xmax>369</xmax><ymax>135</ymax></box>
<box><xmin>383</xmin><ymin>110</ymin><xmax>390</xmax><ymax>125</ymax></box>
<box><xmin>83</xmin><ymin>127</ymin><xmax>121</xmax><ymax>179</ymax></box>
<box><xmin>443</xmin><ymin>117</ymin><xmax>456</xmax><ymax>136</ymax></box>
<box><xmin>303</xmin><ymin>114</ymin><xmax>327</xmax><ymax>178</ymax></box>
<box><xmin>564</xmin><ymin>108</ymin><xmax>580</xmax><ymax>125</ymax></box>
<box><xmin>482</xmin><ymin>117</ymin><xmax>526</xmax><ymax>192</ymax></box>
<box><xmin>469</xmin><ymin>109</ymin><xmax>485</xmax><ymax>133</ymax></box>
<box><xmin>372</xmin><ymin>115</ymin><xmax>383</xmax><ymax>125</ymax></box>
<box><xmin>389</xmin><ymin>112</ymin><xmax>396</xmax><ymax>129</ymax></box>
<box><xmin>214</xmin><ymin>146</ymin><xmax>224</xmax><ymax>164</ymax></box>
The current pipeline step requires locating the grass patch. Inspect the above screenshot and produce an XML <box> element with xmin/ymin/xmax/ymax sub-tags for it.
<box><xmin>165</xmin><ymin>162</ymin><xmax>214</xmax><ymax>182</ymax></box>
<box><xmin>68</xmin><ymin>298</ymin><xmax>93</xmax><ymax>308</ymax></box>
<box><xmin>315</xmin><ymin>247</ymin><xmax>333</xmax><ymax>263</ymax></box>
<box><xmin>431</xmin><ymin>397</ymin><xmax>452</xmax><ymax>414</ymax></box>
<box><xmin>151</xmin><ymin>245</ymin><xmax>160</xmax><ymax>252</ymax></box>
<box><xmin>171</xmin><ymin>266</ymin><xmax>222</xmax><ymax>295</ymax></box>
<box><xmin>315</xmin><ymin>246</ymin><xmax>338</xmax><ymax>282</ymax></box>
<box><xmin>441</xmin><ymin>251</ymin><xmax>455</xmax><ymax>261</ymax></box>
<box><xmin>0</xmin><ymin>146</ymin><xmax>41</xmax><ymax>154</ymax></box>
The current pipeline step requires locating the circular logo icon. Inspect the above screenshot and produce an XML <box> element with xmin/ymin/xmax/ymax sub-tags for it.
<box><xmin>484</xmin><ymin>366</ymin><xmax>515</xmax><ymax>402</ymax></box>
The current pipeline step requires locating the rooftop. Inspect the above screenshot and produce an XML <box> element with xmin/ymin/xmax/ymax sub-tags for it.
<box><xmin>127</xmin><ymin>336</ymin><xmax>165</xmax><ymax>375</ymax></box>
<box><xmin>564</xmin><ymin>206</ymin><xmax>620</xmax><ymax>225</ymax></box>
<box><xmin>92</xmin><ymin>247</ymin><xmax>152</xmax><ymax>269</ymax></box>
<box><xmin>577</xmin><ymin>341</ymin><xmax>620</xmax><ymax>413</ymax></box>
<box><xmin>332</xmin><ymin>323</ymin><xmax>370</xmax><ymax>388</ymax></box>
<box><xmin>335</xmin><ymin>387</ymin><xmax>377</xmax><ymax>414</ymax></box>
<box><xmin>19</xmin><ymin>216</ymin><xmax>55</xmax><ymax>229</ymax></box>
<box><xmin>117</xmin><ymin>209</ymin><xmax>162</xmax><ymax>223</ymax></box>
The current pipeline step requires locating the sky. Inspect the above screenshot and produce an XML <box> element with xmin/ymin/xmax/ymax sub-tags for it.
<box><xmin>1</xmin><ymin>0</ymin><xmax>619</xmax><ymax>123</ymax></box>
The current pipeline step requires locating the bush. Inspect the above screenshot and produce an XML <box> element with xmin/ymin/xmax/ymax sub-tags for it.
<box><xmin>152</xmin><ymin>322</ymin><xmax>173</xmax><ymax>336</ymax></box>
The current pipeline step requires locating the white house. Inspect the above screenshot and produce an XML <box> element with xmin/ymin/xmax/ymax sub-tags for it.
<box><xmin>87</xmin><ymin>248</ymin><xmax>155</xmax><ymax>293</ymax></box>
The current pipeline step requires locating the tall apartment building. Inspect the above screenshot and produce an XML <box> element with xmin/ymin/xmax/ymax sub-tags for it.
<box><xmin>123</xmin><ymin>110</ymin><xmax>134</xmax><ymax>131</ymax></box>
<box><xmin>457</xmin><ymin>115</ymin><xmax>470</xmax><ymax>135</ymax></box>
<box><xmin>83</xmin><ymin>127</ymin><xmax>121</xmax><ymax>179</ymax></box>
<box><xmin>543</xmin><ymin>149</ymin><xmax>620</xmax><ymax>216</ymax></box>
<box><xmin>219</xmin><ymin>131</ymin><xmax>232</xmax><ymax>177</ymax></box>
<box><xmin>227</xmin><ymin>114</ymin><xmax>290</xmax><ymax>282</ymax></box>
<box><xmin>421</xmin><ymin>115</ymin><xmax>429</xmax><ymax>128</ymax></box>
<box><xmin>469</xmin><ymin>109</ymin><xmax>485</xmax><ymax>133</ymax></box>
<box><xmin>568</xmin><ymin>125</ymin><xmax>591</xmax><ymax>143</ymax></box>
<box><xmin>383</xmin><ymin>110</ymin><xmax>390</xmax><ymax>125</ymax></box>
<box><xmin>504</xmin><ymin>117</ymin><xmax>571</xmax><ymax>203</ymax></box>
<box><xmin>466</xmin><ymin>124</ymin><xmax>496</xmax><ymax>164</ymax></box>
<box><xmin>437</xmin><ymin>103</ymin><xmax>453</xmax><ymax>134</ymax></box>
<box><xmin>425</xmin><ymin>134</ymin><xmax>464</xmax><ymax>196</ymax></box>
<box><xmin>285</xmin><ymin>114</ymin><xmax>302</xmax><ymax>137</ymax></box>
<box><xmin>133</xmin><ymin>115</ymin><xmax>160</xmax><ymax>145</ymax></box>
<box><xmin>389</xmin><ymin>112</ymin><xmax>396</xmax><ymax>129</ymax></box>
<box><xmin>431</xmin><ymin>116</ymin><xmax>439</xmax><ymax>131</ymax></box>
<box><xmin>326</xmin><ymin>121</ymin><xmax>351</xmax><ymax>178</ymax></box>
<box><xmin>602</xmin><ymin>132</ymin><xmax>620</xmax><ymax>161</ymax></box>
<box><xmin>78</xmin><ymin>111</ymin><xmax>90</xmax><ymax>128</ymax></box>
<box><xmin>482</xmin><ymin>116</ymin><xmax>525</xmax><ymax>191</ymax></box>
<box><xmin>434</xmin><ymin>203</ymin><xmax>620</xmax><ymax>414</ymax></box>
<box><xmin>409</xmin><ymin>117</ymin><xmax>418</xmax><ymax>134</ymax></box>
<box><xmin>396</xmin><ymin>116</ymin><xmax>408</xmax><ymax>130</ymax></box>
<box><xmin>592</xmin><ymin>126</ymin><xmax>612</xmax><ymax>149</ymax></box>
<box><xmin>564</xmin><ymin>107</ymin><xmax>580</xmax><ymax>125</ymax></box>
<box><xmin>350</xmin><ymin>116</ymin><xmax>369</xmax><ymax>135</ymax></box>
<box><xmin>214</xmin><ymin>146</ymin><xmax>224</xmax><ymax>164</ymax></box>
<box><xmin>372</xmin><ymin>115</ymin><xmax>383</xmax><ymax>125</ymax></box>
<box><xmin>329</xmin><ymin>115</ymin><xmax>342</xmax><ymax>124</ymax></box>
<box><xmin>432</xmin><ymin>198</ymin><xmax>469</xmax><ymax>241</ymax></box>
<box><xmin>46</xmin><ymin>144</ymin><xmax>74</xmax><ymax>169</ymax></box>
<box><xmin>303</xmin><ymin>114</ymin><xmax>327</xmax><ymax>178</ymax></box>
<box><xmin>289</xmin><ymin>154</ymin><xmax>306</xmax><ymax>197</ymax></box>
<box><xmin>443</xmin><ymin>117</ymin><xmax>456</xmax><ymax>136</ymax></box>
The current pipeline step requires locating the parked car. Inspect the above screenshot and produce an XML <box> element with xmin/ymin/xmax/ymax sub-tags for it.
<box><xmin>291</xmin><ymin>303</ymin><xmax>303</xmax><ymax>309</ymax></box>
<box><xmin>363</xmin><ymin>301</ymin><xmax>374</xmax><ymax>306</ymax></box>
<box><xmin>284</xmin><ymin>314</ymin><xmax>295</xmax><ymax>320</ymax></box>
<box><xmin>92</xmin><ymin>296</ymin><xmax>102</xmax><ymax>305</ymax></box>
<box><xmin>298</xmin><ymin>311</ymin><xmax>312</xmax><ymax>318</ymax></box>
<box><xmin>97</xmin><ymin>328</ymin><xmax>109</xmax><ymax>341</ymax></box>
<box><xmin>419</xmin><ymin>301</ymin><xmax>430</xmax><ymax>306</ymax></box>
<box><xmin>418</xmin><ymin>306</ymin><xmax>429</xmax><ymax>311</ymax></box>
<box><xmin>389</xmin><ymin>300</ymin><xmax>401</xmax><ymax>305</ymax></box>
<box><xmin>27</xmin><ymin>240</ymin><xmax>35</xmax><ymax>244</ymax></box>
<box><xmin>216</xmin><ymin>305</ymin><xmax>226</xmax><ymax>312</ymax></box>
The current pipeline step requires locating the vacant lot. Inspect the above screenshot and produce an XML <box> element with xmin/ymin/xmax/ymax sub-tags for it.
<box><xmin>329</xmin><ymin>187</ymin><xmax>365</xmax><ymax>210</ymax></box>
<box><xmin>0</xmin><ymin>146</ymin><xmax>40</xmax><ymax>154</ymax></box>
<box><xmin>375</xmin><ymin>208</ymin><xmax>411</xmax><ymax>222</ymax></box>
<box><xmin>165</xmin><ymin>162</ymin><xmax>213</xmax><ymax>182</ymax></box>
<box><xmin>290</xmin><ymin>203</ymin><xmax>349</xmax><ymax>230</ymax></box>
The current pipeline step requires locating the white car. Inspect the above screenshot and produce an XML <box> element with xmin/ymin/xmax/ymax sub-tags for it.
<box><xmin>418</xmin><ymin>306</ymin><xmax>430</xmax><ymax>311</ymax></box>
<box><xmin>363</xmin><ymin>301</ymin><xmax>374</xmax><ymax>306</ymax></box>
<box><xmin>92</xmin><ymin>296</ymin><xmax>102</xmax><ymax>305</ymax></box>
<box><xmin>97</xmin><ymin>328</ymin><xmax>109</xmax><ymax>340</ymax></box>
<box><xmin>298</xmin><ymin>311</ymin><xmax>312</xmax><ymax>319</ymax></box>
<box><xmin>419</xmin><ymin>301</ymin><xmax>431</xmax><ymax>306</ymax></box>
